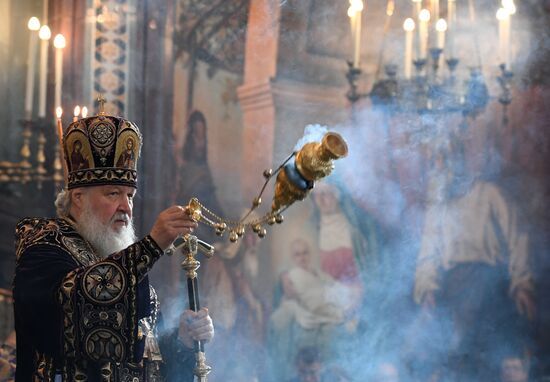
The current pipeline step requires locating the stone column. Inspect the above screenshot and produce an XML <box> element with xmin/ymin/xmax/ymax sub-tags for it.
<box><xmin>237</xmin><ymin>0</ymin><xmax>280</xmax><ymax>201</ymax></box>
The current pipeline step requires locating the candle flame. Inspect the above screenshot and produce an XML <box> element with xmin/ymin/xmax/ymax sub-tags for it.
<box><xmin>419</xmin><ymin>9</ymin><xmax>431</xmax><ymax>22</ymax></box>
<box><xmin>436</xmin><ymin>18</ymin><xmax>447</xmax><ymax>32</ymax></box>
<box><xmin>28</xmin><ymin>17</ymin><xmax>41</xmax><ymax>31</ymax></box>
<box><xmin>56</xmin><ymin>107</ymin><xmax>63</xmax><ymax>119</ymax></box>
<box><xmin>386</xmin><ymin>0</ymin><xmax>395</xmax><ymax>16</ymax></box>
<box><xmin>403</xmin><ymin>18</ymin><xmax>416</xmax><ymax>31</ymax></box>
<box><xmin>39</xmin><ymin>25</ymin><xmax>51</xmax><ymax>40</ymax></box>
<box><xmin>501</xmin><ymin>0</ymin><xmax>516</xmax><ymax>14</ymax></box>
<box><xmin>81</xmin><ymin>106</ymin><xmax>88</xmax><ymax>118</ymax></box>
<box><xmin>496</xmin><ymin>7</ymin><xmax>510</xmax><ymax>20</ymax></box>
<box><xmin>348</xmin><ymin>0</ymin><xmax>364</xmax><ymax>16</ymax></box>
<box><xmin>53</xmin><ymin>34</ymin><xmax>66</xmax><ymax>49</ymax></box>
<box><xmin>74</xmin><ymin>106</ymin><xmax>81</xmax><ymax>117</ymax></box>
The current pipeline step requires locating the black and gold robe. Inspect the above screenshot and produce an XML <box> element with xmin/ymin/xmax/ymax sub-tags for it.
<box><xmin>13</xmin><ymin>217</ymin><xmax>195</xmax><ymax>381</ymax></box>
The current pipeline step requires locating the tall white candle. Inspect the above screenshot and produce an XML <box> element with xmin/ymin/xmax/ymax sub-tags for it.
<box><xmin>354</xmin><ymin>9</ymin><xmax>362</xmax><ymax>67</ymax></box>
<box><xmin>348</xmin><ymin>0</ymin><xmax>364</xmax><ymax>68</ymax></box>
<box><xmin>419</xmin><ymin>9</ymin><xmax>431</xmax><ymax>59</ymax></box>
<box><xmin>496</xmin><ymin>8</ymin><xmax>510</xmax><ymax>68</ymax></box>
<box><xmin>56</xmin><ymin>107</ymin><xmax>63</xmax><ymax>141</ymax></box>
<box><xmin>53</xmin><ymin>34</ymin><xmax>66</xmax><ymax>109</ymax></box>
<box><xmin>502</xmin><ymin>0</ymin><xmax>515</xmax><ymax>69</ymax></box>
<box><xmin>25</xmin><ymin>17</ymin><xmax>40</xmax><ymax>120</ymax></box>
<box><xmin>38</xmin><ymin>25</ymin><xmax>51</xmax><ymax>118</ymax></box>
<box><xmin>436</xmin><ymin>18</ymin><xmax>447</xmax><ymax>49</ymax></box>
<box><xmin>349</xmin><ymin>9</ymin><xmax>356</xmax><ymax>46</ymax></box>
<box><xmin>447</xmin><ymin>0</ymin><xmax>456</xmax><ymax>57</ymax></box>
<box><xmin>403</xmin><ymin>18</ymin><xmax>415</xmax><ymax>79</ymax></box>
<box><xmin>504</xmin><ymin>15</ymin><xmax>510</xmax><ymax>69</ymax></box>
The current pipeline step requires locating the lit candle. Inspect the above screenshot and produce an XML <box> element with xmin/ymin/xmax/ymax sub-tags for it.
<box><xmin>53</xmin><ymin>34</ymin><xmax>66</xmax><ymax>110</ymax></box>
<box><xmin>354</xmin><ymin>7</ymin><xmax>362</xmax><ymax>67</ymax></box>
<box><xmin>502</xmin><ymin>0</ymin><xmax>515</xmax><ymax>69</ymax></box>
<box><xmin>403</xmin><ymin>18</ymin><xmax>415</xmax><ymax>79</ymax></box>
<box><xmin>56</xmin><ymin>107</ymin><xmax>63</xmax><ymax>140</ymax></box>
<box><xmin>413</xmin><ymin>0</ymin><xmax>422</xmax><ymax>59</ymax></box>
<box><xmin>436</xmin><ymin>18</ymin><xmax>447</xmax><ymax>49</ymax></box>
<box><xmin>81</xmin><ymin>106</ymin><xmax>88</xmax><ymax>118</ymax></box>
<box><xmin>38</xmin><ymin>25</ymin><xmax>51</xmax><ymax>118</ymax></box>
<box><xmin>419</xmin><ymin>9</ymin><xmax>431</xmax><ymax>59</ymax></box>
<box><xmin>73</xmin><ymin>105</ymin><xmax>80</xmax><ymax>122</ymax></box>
<box><xmin>348</xmin><ymin>0</ymin><xmax>364</xmax><ymax>67</ymax></box>
<box><xmin>25</xmin><ymin>17</ymin><xmax>40</xmax><ymax>120</ymax></box>
<box><xmin>348</xmin><ymin>6</ymin><xmax>356</xmax><ymax>46</ymax></box>
<box><xmin>447</xmin><ymin>0</ymin><xmax>456</xmax><ymax>57</ymax></box>
<box><xmin>496</xmin><ymin>8</ymin><xmax>510</xmax><ymax>69</ymax></box>
<box><xmin>56</xmin><ymin>106</ymin><xmax>67</xmax><ymax>182</ymax></box>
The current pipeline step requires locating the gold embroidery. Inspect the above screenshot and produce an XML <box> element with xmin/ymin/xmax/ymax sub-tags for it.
<box><xmin>17</xmin><ymin>217</ymin><xmax>165</xmax><ymax>381</ymax></box>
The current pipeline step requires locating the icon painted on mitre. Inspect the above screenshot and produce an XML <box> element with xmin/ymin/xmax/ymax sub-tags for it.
<box><xmin>70</xmin><ymin>139</ymin><xmax>90</xmax><ymax>170</ymax></box>
<box><xmin>116</xmin><ymin>137</ymin><xmax>136</xmax><ymax>169</ymax></box>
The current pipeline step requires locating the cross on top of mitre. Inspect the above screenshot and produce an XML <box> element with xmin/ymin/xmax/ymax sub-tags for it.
<box><xmin>97</xmin><ymin>94</ymin><xmax>106</xmax><ymax>116</ymax></box>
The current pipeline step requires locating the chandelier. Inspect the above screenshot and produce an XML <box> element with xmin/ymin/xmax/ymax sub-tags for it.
<box><xmin>344</xmin><ymin>0</ymin><xmax>517</xmax><ymax>119</ymax></box>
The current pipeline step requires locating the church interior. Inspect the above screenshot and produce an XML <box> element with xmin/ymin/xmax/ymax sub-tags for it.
<box><xmin>1</xmin><ymin>0</ymin><xmax>550</xmax><ymax>381</ymax></box>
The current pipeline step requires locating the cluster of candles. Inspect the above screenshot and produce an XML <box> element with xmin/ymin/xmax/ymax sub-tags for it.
<box><xmin>24</xmin><ymin>16</ymin><xmax>66</xmax><ymax>121</ymax></box>
<box><xmin>55</xmin><ymin>105</ymin><xmax>89</xmax><ymax>133</ymax></box>
<box><xmin>54</xmin><ymin>105</ymin><xmax>88</xmax><ymax>164</ymax></box>
<box><xmin>347</xmin><ymin>0</ymin><xmax>517</xmax><ymax>80</ymax></box>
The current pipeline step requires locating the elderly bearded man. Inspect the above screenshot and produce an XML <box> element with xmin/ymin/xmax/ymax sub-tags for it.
<box><xmin>13</xmin><ymin>109</ymin><xmax>214</xmax><ymax>381</ymax></box>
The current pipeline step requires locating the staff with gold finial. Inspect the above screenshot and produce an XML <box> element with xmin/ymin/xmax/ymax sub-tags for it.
<box><xmin>166</xmin><ymin>198</ymin><xmax>214</xmax><ymax>382</ymax></box>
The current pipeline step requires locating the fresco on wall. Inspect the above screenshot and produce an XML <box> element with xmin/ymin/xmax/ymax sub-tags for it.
<box><xmin>0</xmin><ymin>0</ymin><xmax>549</xmax><ymax>381</ymax></box>
<box><xmin>158</xmin><ymin>95</ymin><xmax>547</xmax><ymax>382</ymax></box>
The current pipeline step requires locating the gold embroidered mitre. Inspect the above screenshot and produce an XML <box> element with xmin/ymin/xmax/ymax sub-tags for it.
<box><xmin>62</xmin><ymin>100</ymin><xmax>142</xmax><ymax>189</ymax></box>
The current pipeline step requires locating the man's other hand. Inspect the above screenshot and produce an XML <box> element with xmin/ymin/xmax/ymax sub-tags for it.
<box><xmin>178</xmin><ymin>308</ymin><xmax>214</xmax><ymax>349</ymax></box>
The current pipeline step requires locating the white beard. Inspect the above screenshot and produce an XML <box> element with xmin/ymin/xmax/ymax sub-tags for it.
<box><xmin>77</xmin><ymin>200</ymin><xmax>136</xmax><ymax>258</ymax></box>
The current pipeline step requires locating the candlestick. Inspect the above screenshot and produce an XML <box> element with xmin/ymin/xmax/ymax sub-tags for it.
<box><xmin>38</xmin><ymin>25</ymin><xmax>51</xmax><ymax>118</ymax></box>
<box><xmin>403</xmin><ymin>18</ymin><xmax>415</xmax><ymax>79</ymax></box>
<box><xmin>25</xmin><ymin>17</ymin><xmax>40</xmax><ymax>120</ymax></box>
<box><xmin>419</xmin><ymin>9</ymin><xmax>431</xmax><ymax>59</ymax></box>
<box><xmin>53</xmin><ymin>34</ymin><xmax>66</xmax><ymax>110</ymax></box>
